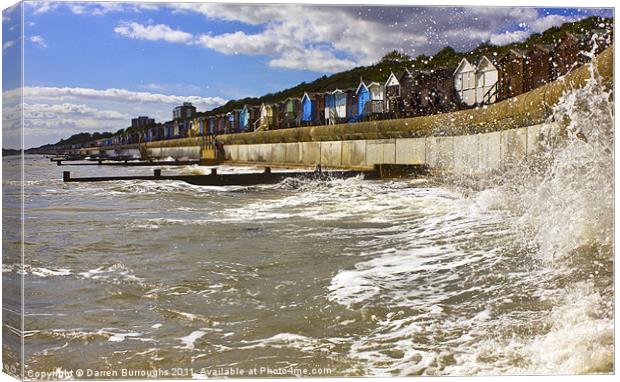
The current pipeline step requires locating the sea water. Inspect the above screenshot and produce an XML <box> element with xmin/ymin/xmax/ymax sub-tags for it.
<box><xmin>2</xmin><ymin>64</ymin><xmax>613</xmax><ymax>377</ymax></box>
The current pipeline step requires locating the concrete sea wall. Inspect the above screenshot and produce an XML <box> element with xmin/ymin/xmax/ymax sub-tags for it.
<box><xmin>222</xmin><ymin>123</ymin><xmax>555</xmax><ymax>174</ymax></box>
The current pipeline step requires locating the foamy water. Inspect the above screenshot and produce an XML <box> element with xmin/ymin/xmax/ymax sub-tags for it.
<box><xmin>2</xmin><ymin>61</ymin><xmax>613</xmax><ymax>377</ymax></box>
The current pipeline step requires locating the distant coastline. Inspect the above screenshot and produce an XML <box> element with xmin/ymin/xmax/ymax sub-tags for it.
<box><xmin>2</xmin><ymin>148</ymin><xmax>22</xmax><ymax>156</ymax></box>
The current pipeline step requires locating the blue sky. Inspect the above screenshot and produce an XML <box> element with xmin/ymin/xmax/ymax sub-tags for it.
<box><xmin>1</xmin><ymin>1</ymin><xmax>613</xmax><ymax>148</ymax></box>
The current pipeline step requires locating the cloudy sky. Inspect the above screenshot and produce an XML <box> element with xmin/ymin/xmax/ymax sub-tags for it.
<box><xmin>1</xmin><ymin>1</ymin><xmax>613</xmax><ymax>148</ymax></box>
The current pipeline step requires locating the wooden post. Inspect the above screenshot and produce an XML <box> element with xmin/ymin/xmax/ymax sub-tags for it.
<box><xmin>63</xmin><ymin>171</ymin><xmax>70</xmax><ymax>182</ymax></box>
<box><xmin>56</xmin><ymin>160</ymin><xmax>61</xmax><ymax>166</ymax></box>
<box><xmin>154</xmin><ymin>169</ymin><xmax>161</xmax><ymax>178</ymax></box>
<box><xmin>264</xmin><ymin>167</ymin><xmax>271</xmax><ymax>174</ymax></box>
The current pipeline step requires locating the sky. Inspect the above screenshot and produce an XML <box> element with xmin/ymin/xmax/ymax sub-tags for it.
<box><xmin>1</xmin><ymin>1</ymin><xmax>613</xmax><ymax>149</ymax></box>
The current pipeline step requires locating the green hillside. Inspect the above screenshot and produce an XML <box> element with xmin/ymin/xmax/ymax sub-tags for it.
<box><xmin>204</xmin><ymin>15</ymin><xmax>612</xmax><ymax>116</ymax></box>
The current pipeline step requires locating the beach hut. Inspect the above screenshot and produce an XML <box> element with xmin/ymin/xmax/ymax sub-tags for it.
<box><xmin>313</xmin><ymin>93</ymin><xmax>325</xmax><ymax>125</ymax></box>
<box><xmin>248</xmin><ymin>105</ymin><xmax>261</xmax><ymax>130</ymax></box>
<box><xmin>354</xmin><ymin>80</ymin><xmax>384</xmax><ymax>120</ymax></box>
<box><xmin>258</xmin><ymin>103</ymin><xmax>275</xmax><ymax>131</ymax></box>
<box><xmin>301</xmin><ymin>92</ymin><xmax>317</xmax><ymax>125</ymax></box>
<box><xmin>354</xmin><ymin>82</ymin><xmax>370</xmax><ymax>121</ymax></box>
<box><xmin>367</xmin><ymin>81</ymin><xmax>385</xmax><ymax>114</ymax></box>
<box><xmin>497</xmin><ymin>49</ymin><xmax>527</xmax><ymax>100</ymax></box>
<box><xmin>239</xmin><ymin>105</ymin><xmax>250</xmax><ymax>131</ymax></box>
<box><xmin>554</xmin><ymin>32</ymin><xmax>585</xmax><ymax>77</ymax></box>
<box><xmin>145</xmin><ymin>127</ymin><xmax>154</xmax><ymax>142</ymax></box>
<box><xmin>398</xmin><ymin>69</ymin><xmax>424</xmax><ymax>117</ymax></box>
<box><xmin>454</xmin><ymin>58</ymin><xmax>477</xmax><ymax>106</ymax></box>
<box><xmin>215</xmin><ymin>114</ymin><xmax>225</xmax><ymax>134</ymax></box>
<box><xmin>384</xmin><ymin>71</ymin><xmax>402</xmax><ymax>116</ymax></box>
<box><xmin>200</xmin><ymin>116</ymin><xmax>210</xmax><ymax>136</ymax></box>
<box><xmin>427</xmin><ymin>67</ymin><xmax>457</xmax><ymax>114</ymax></box>
<box><xmin>475</xmin><ymin>56</ymin><xmax>499</xmax><ymax>104</ymax></box>
<box><xmin>524</xmin><ymin>44</ymin><xmax>555</xmax><ymax>92</ymax></box>
<box><xmin>455</xmin><ymin>56</ymin><xmax>498</xmax><ymax>106</ymax></box>
<box><xmin>225</xmin><ymin>111</ymin><xmax>236</xmax><ymax>133</ymax></box>
<box><xmin>324</xmin><ymin>92</ymin><xmax>336</xmax><ymax>125</ymax></box>
<box><xmin>189</xmin><ymin>116</ymin><xmax>201</xmax><ymax>137</ymax></box>
<box><xmin>207</xmin><ymin>116</ymin><xmax>216</xmax><ymax>135</ymax></box>
<box><xmin>281</xmin><ymin>97</ymin><xmax>301</xmax><ymax>128</ymax></box>
<box><xmin>406</xmin><ymin>68</ymin><xmax>456</xmax><ymax>116</ymax></box>
<box><xmin>332</xmin><ymin>89</ymin><xmax>355</xmax><ymax>123</ymax></box>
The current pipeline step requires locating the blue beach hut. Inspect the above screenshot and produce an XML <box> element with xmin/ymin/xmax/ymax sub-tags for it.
<box><xmin>301</xmin><ymin>92</ymin><xmax>316</xmax><ymax>125</ymax></box>
<box><xmin>324</xmin><ymin>92</ymin><xmax>335</xmax><ymax>125</ymax></box>
<box><xmin>354</xmin><ymin>82</ymin><xmax>370</xmax><ymax>122</ymax></box>
<box><xmin>208</xmin><ymin>116</ymin><xmax>216</xmax><ymax>135</ymax></box>
<box><xmin>239</xmin><ymin>105</ymin><xmax>250</xmax><ymax>131</ymax></box>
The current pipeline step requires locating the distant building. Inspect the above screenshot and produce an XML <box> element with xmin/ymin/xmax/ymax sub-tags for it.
<box><xmin>173</xmin><ymin>102</ymin><xmax>197</xmax><ymax>120</ymax></box>
<box><xmin>524</xmin><ymin>44</ymin><xmax>555</xmax><ymax>92</ymax></box>
<box><xmin>497</xmin><ymin>49</ymin><xmax>527</xmax><ymax>101</ymax></box>
<box><xmin>384</xmin><ymin>71</ymin><xmax>402</xmax><ymax>115</ymax></box>
<box><xmin>131</xmin><ymin>116</ymin><xmax>155</xmax><ymax>129</ymax></box>
<box><xmin>410</xmin><ymin>68</ymin><xmax>456</xmax><ymax>116</ymax></box>
<box><xmin>354</xmin><ymin>80</ymin><xmax>384</xmax><ymax>121</ymax></box>
<box><xmin>280</xmin><ymin>97</ymin><xmax>301</xmax><ymax>128</ymax></box>
<box><xmin>553</xmin><ymin>32</ymin><xmax>585</xmax><ymax>77</ymax></box>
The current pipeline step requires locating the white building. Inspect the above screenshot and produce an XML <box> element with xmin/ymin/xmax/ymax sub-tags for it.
<box><xmin>384</xmin><ymin>71</ymin><xmax>401</xmax><ymax>113</ymax></box>
<box><xmin>332</xmin><ymin>89</ymin><xmax>348</xmax><ymax>120</ymax></box>
<box><xmin>475</xmin><ymin>56</ymin><xmax>498</xmax><ymax>104</ymax></box>
<box><xmin>454</xmin><ymin>56</ymin><xmax>498</xmax><ymax>106</ymax></box>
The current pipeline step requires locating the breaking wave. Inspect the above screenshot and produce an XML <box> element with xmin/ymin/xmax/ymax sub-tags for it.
<box><xmin>328</xmin><ymin>59</ymin><xmax>614</xmax><ymax>375</ymax></box>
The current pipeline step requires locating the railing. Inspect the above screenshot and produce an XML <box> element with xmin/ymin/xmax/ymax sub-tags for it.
<box><xmin>481</xmin><ymin>83</ymin><xmax>498</xmax><ymax>105</ymax></box>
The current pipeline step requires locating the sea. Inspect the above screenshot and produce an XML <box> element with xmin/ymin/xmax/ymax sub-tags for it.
<box><xmin>1</xmin><ymin>65</ymin><xmax>613</xmax><ymax>378</ymax></box>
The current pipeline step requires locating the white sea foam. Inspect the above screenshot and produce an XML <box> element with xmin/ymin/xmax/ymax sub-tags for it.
<box><xmin>179</xmin><ymin>330</ymin><xmax>207</xmax><ymax>350</ymax></box>
<box><xmin>22</xmin><ymin>265</ymin><xmax>72</xmax><ymax>278</ymax></box>
<box><xmin>328</xmin><ymin>57</ymin><xmax>613</xmax><ymax>375</ymax></box>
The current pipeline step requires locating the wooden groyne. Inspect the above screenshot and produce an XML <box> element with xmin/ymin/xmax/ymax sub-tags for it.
<box><xmin>54</xmin><ymin>159</ymin><xmax>200</xmax><ymax>166</ymax></box>
<box><xmin>61</xmin><ymin>165</ymin><xmax>429</xmax><ymax>186</ymax></box>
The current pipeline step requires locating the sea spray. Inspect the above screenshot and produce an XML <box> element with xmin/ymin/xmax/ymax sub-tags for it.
<box><xmin>325</xmin><ymin>54</ymin><xmax>614</xmax><ymax>375</ymax></box>
<box><xmin>468</xmin><ymin>54</ymin><xmax>614</xmax><ymax>373</ymax></box>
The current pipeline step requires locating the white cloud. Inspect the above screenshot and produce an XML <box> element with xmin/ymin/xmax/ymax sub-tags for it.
<box><xmin>26</xmin><ymin>3</ymin><xmax>602</xmax><ymax>73</ymax></box>
<box><xmin>27</xmin><ymin>1</ymin><xmax>59</xmax><ymax>15</ymax></box>
<box><xmin>28</xmin><ymin>2</ymin><xmax>159</xmax><ymax>16</ymax></box>
<box><xmin>268</xmin><ymin>49</ymin><xmax>357</xmax><ymax>73</ymax></box>
<box><xmin>141</xmin><ymin>83</ymin><xmax>203</xmax><ymax>94</ymax></box>
<box><xmin>489</xmin><ymin>30</ymin><xmax>531</xmax><ymax>46</ymax></box>
<box><xmin>29</xmin><ymin>35</ymin><xmax>48</xmax><ymax>48</ymax></box>
<box><xmin>91</xmin><ymin>3</ymin><xmax>125</xmax><ymax>15</ymax></box>
<box><xmin>528</xmin><ymin>14</ymin><xmax>576</xmax><ymax>33</ymax></box>
<box><xmin>69</xmin><ymin>4</ymin><xmax>87</xmax><ymax>15</ymax></box>
<box><xmin>3</xmin><ymin>39</ymin><xmax>16</xmax><ymax>51</ymax></box>
<box><xmin>23</xmin><ymin>102</ymin><xmax>128</xmax><ymax>123</ymax></box>
<box><xmin>4</xmin><ymin>86</ymin><xmax>225</xmax><ymax>110</ymax></box>
<box><xmin>114</xmin><ymin>21</ymin><xmax>193</xmax><ymax>44</ymax></box>
<box><xmin>3</xmin><ymin>86</ymin><xmax>227</xmax><ymax>148</ymax></box>
<box><xmin>137</xmin><ymin>4</ymin><xmax>584</xmax><ymax>72</ymax></box>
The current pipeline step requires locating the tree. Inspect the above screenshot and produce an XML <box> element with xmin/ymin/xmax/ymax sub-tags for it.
<box><xmin>380</xmin><ymin>50</ymin><xmax>412</xmax><ymax>63</ymax></box>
